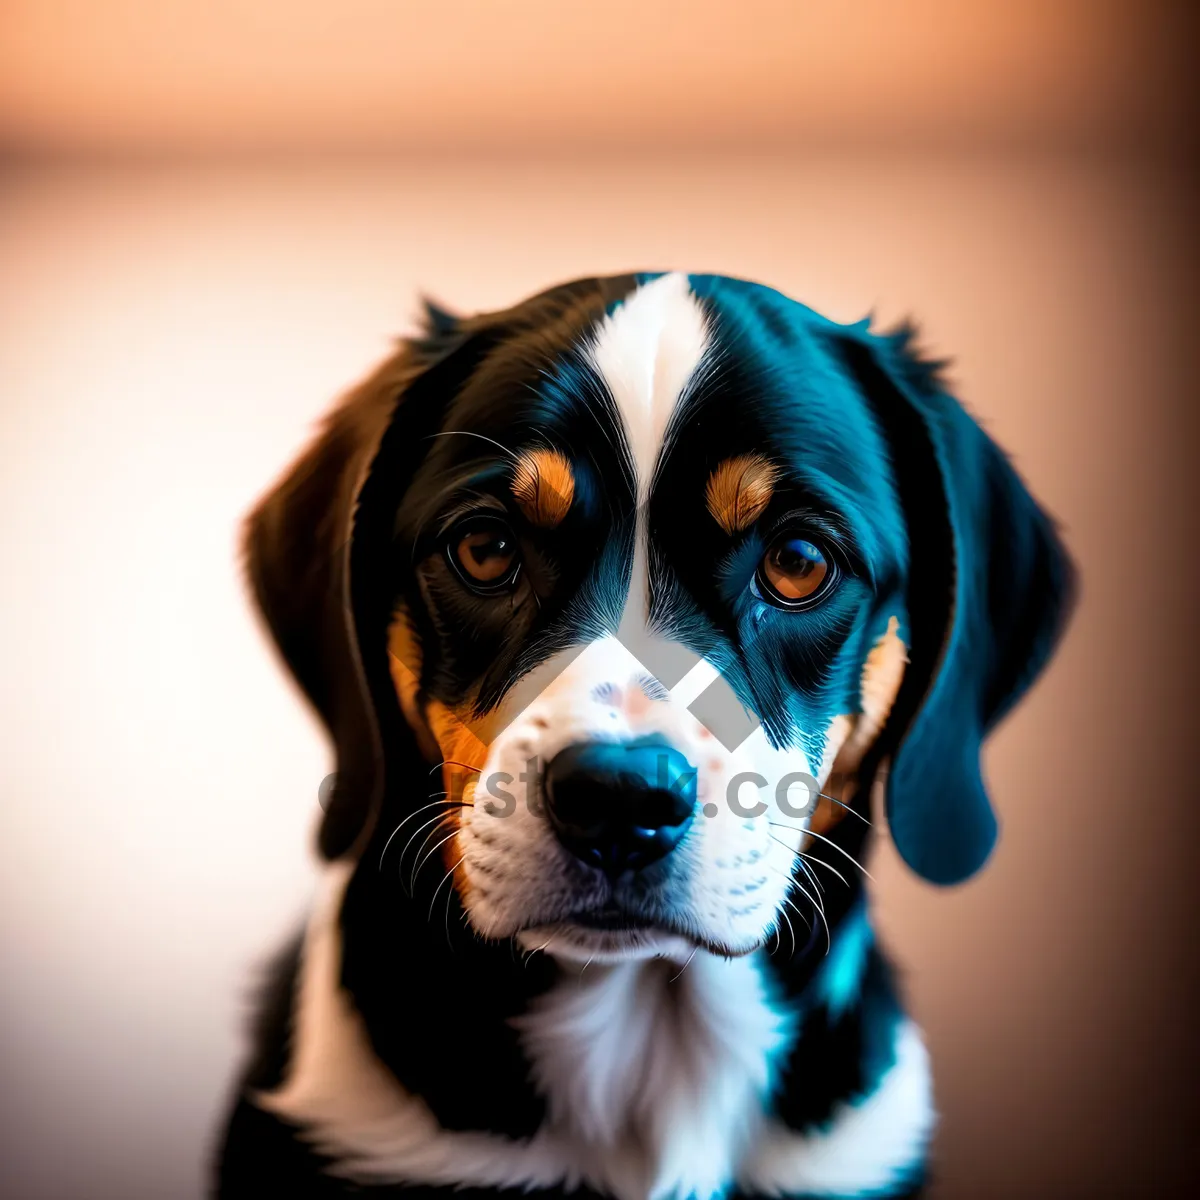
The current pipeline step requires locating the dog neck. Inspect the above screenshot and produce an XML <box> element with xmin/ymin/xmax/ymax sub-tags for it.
<box><xmin>254</xmin><ymin>802</ymin><xmax>932</xmax><ymax>1200</ymax></box>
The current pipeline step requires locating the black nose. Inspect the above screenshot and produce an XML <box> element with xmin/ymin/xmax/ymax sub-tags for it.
<box><xmin>543</xmin><ymin>739</ymin><xmax>697</xmax><ymax>874</ymax></box>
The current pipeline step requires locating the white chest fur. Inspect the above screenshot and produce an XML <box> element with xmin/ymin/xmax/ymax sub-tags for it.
<box><xmin>513</xmin><ymin>952</ymin><xmax>792</xmax><ymax>1200</ymax></box>
<box><xmin>257</xmin><ymin>867</ymin><xmax>933</xmax><ymax>1200</ymax></box>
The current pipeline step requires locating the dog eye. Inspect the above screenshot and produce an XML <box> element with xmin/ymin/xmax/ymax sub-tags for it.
<box><xmin>448</xmin><ymin>517</ymin><xmax>521</xmax><ymax>592</ymax></box>
<box><xmin>755</xmin><ymin>532</ymin><xmax>837</xmax><ymax>609</ymax></box>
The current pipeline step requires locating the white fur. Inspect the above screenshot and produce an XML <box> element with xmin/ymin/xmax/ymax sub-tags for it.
<box><xmin>739</xmin><ymin>1019</ymin><xmax>936</xmax><ymax>1197</ymax></box>
<box><xmin>586</xmin><ymin>271</ymin><xmax>711</xmax><ymax>504</ymax></box>
<box><xmin>513</xmin><ymin>952</ymin><xmax>793</xmax><ymax>1200</ymax></box>
<box><xmin>259</xmin><ymin>867</ymin><xmax>932</xmax><ymax>1200</ymax></box>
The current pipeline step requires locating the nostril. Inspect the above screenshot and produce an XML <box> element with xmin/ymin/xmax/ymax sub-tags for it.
<box><xmin>543</xmin><ymin>739</ymin><xmax>697</xmax><ymax>874</ymax></box>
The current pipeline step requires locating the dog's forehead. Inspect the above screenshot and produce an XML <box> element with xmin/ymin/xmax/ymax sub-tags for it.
<box><xmin>574</xmin><ymin>273</ymin><xmax>902</xmax><ymax>566</ymax></box>
<box><xmin>583</xmin><ymin>272</ymin><xmax>710</xmax><ymax>502</ymax></box>
<box><xmin>669</xmin><ymin>275</ymin><xmax>904</xmax><ymax>564</ymax></box>
<box><xmin>419</xmin><ymin>273</ymin><xmax>899</xmax><ymax>555</ymax></box>
<box><xmin>581</xmin><ymin>273</ymin><xmax>892</xmax><ymax>495</ymax></box>
<box><xmin>419</xmin><ymin>277</ymin><xmax>638</xmax><ymax>477</ymax></box>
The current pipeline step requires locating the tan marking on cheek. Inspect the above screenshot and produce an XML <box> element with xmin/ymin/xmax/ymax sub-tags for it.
<box><xmin>705</xmin><ymin>454</ymin><xmax>778</xmax><ymax>535</ymax></box>
<box><xmin>806</xmin><ymin>616</ymin><xmax>906</xmax><ymax>836</ymax></box>
<box><xmin>835</xmin><ymin>615</ymin><xmax>909</xmax><ymax>772</ymax></box>
<box><xmin>512</xmin><ymin>448</ymin><xmax>575</xmax><ymax>528</ymax></box>
<box><xmin>388</xmin><ymin>613</ymin><xmax>490</xmax><ymax>790</ymax></box>
<box><xmin>825</xmin><ymin>614</ymin><xmax>907</xmax><ymax>830</ymax></box>
<box><xmin>820</xmin><ymin>714</ymin><xmax>854</xmax><ymax>779</ymax></box>
<box><xmin>808</xmin><ymin>714</ymin><xmax>854</xmax><ymax>836</ymax></box>
<box><xmin>422</xmin><ymin>699</ymin><xmax>490</xmax><ymax>799</ymax></box>
<box><xmin>387</xmin><ymin>611</ymin><xmax>441</xmax><ymax>763</ymax></box>
<box><xmin>387</xmin><ymin>614</ymin><xmax>484</xmax><ymax>908</ymax></box>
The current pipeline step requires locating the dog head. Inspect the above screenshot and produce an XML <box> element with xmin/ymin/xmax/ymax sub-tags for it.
<box><xmin>245</xmin><ymin>272</ymin><xmax>1072</xmax><ymax>964</ymax></box>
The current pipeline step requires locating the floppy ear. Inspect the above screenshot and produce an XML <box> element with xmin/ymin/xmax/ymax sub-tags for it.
<box><xmin>243</xmin><ymin>302</ymin><xmax>481</xmax><ymax>859</ymax></box>
<box><xmin>243</xmin><ymin>348</ymin><xmax>422</xmax><ymax>859</ymax></box>
<box><xmin>839</xmin><ymin>326</ymin><xmax>1075</xmax><ymax>885</ymax></box>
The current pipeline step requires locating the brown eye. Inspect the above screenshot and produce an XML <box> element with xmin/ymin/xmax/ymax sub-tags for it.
<box><xmin>449</xmin><ymin>519</ymin><xmax>520</xmax><ymax>592</ymax></box>
<box><xmin>757</xmin><ymin>533</ymin><xmax>835</xmax><ymax>608</ymax></box>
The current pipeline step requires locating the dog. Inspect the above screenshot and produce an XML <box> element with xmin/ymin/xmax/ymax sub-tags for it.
<box><xmin>216</xmin><ymin>272</ymin><xmax>1072</xmax><ymax>1199</ymax></box>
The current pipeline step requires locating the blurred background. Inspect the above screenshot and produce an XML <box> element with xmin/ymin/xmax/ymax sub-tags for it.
<box><xmin>1</xmin><ymin>3</ymin><xmax>1196</xmax><ymax>1197</ymax></box>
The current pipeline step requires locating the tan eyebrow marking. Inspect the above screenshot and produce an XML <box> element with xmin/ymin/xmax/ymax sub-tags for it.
<box><xmin>705</xmin><ymin>454</ymin><xmax>779</xmax><ymax>534</ymax></box>
<box><xmin>511</xmin><ymin>448</ymin><xmax>576</xmax><ymax>528</ymax></box>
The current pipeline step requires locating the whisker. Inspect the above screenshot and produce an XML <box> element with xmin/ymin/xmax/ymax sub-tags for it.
<box><xmin>428</xmin><ymin>854</ymin><xmax>466</xmax><ymax>923</ymax></box>
<box><xmin>768</xmin><ymin>863</ymin><xmax>829</xmax><ymax>957</ymax></box>
<box><xmin>771</xmin><ymin>818</ymin><xmax>875</xmax><ymax>882</ymax></box>
<box><xmin>378</xmin><ymin>800</ymin><xmax>468</xmax><ymax>871</ymax></box>
<box><xmin>525</xmin><ymin>924</ymin><xmax>563</xmax><ymax>966</ymax></box>
<box><xmin>433</xmin><ymin>759</ymin><xmax>484</xmax><ymax>777</ymax></box>
<box><xmin>767</xmin><ymin>832</ymin><xmax>825</xmax><ymax>895</ymax></box>
<box><xmin>767</xmin><ymin>823</ymin><xmax>851</xmax><ymax>889</ymax></box>
<box><xmin>443</xmin><ymin>864</ymin><xmax>460</xmax><ymax>950</ymax></box>
<box><xmin>668</xmin><ymin>946</ymin><xmax>699</xmax><ymax>983</ymax></box>
<box><xmin>801</xmin><ymin>827</ymin><xmax>875</xmax><ymax>882</ymax></box>
<box><xmin>798</xmin><ymin>856</ymin><xmax>826</xmax><ymax>897</ymax></box>
<box><xmin>772</xmin><ymin>854</ymin><xmax>829</xmax><ymax>923</ymax></box>
<box><xmin>819</xmin><ymin>791</ymin><xmax>872</xmax><ymax>826</ymax></box>
<box><xmin>777</xmin><ymin>903</ymin><xmax>797</xmax><ymax>959</ymax></box>
<box><xmin>410</xmin><ymin>828</ymin><xmax>460</xmax><ymax>894</ymax></box>
<box><xmin>801</xmin><ymin>852</ymin><xmax>850</xmax><ymax>889</ymax></box>
<box><xmin>425</xmin><ymin>430</ymin><xmax>520</xmax><ymax>463</ymax></box>
<box><xmin>789</xmin><ymin>880</ymin><xmax>831</xmax><ymax>954</ymax></box>
<box><xmin>398</xmin><ymin>812</ymin><xmax>459</xmax><ymax>888</ymax></box>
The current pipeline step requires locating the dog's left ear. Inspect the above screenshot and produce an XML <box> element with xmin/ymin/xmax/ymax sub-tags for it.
<box><xmin>838</xmin><ymin>325</ymin><xmax>1075</xmax><ymax>885</ymax></box>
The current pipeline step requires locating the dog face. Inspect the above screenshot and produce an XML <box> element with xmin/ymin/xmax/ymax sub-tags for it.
<box><xmin>245</xmin><ymin>272</ymin><xmax>1071</xmax><ymax>963</ymax></box>
<box><xmin>385</xmin><ymin>273</ymin><xmax>911</xmax><ymax>962</ymax></box>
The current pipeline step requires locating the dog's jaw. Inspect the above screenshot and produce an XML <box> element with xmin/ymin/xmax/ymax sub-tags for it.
<box><xmin>514</xmin><ymin>922</ymin><xmax>697</xmax><ymax>966</ymax></box>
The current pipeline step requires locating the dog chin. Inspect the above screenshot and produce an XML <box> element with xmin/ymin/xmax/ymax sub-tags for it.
<box><xmin>516</xmin><ymin>922</ymin><xmax>696</xmax><ymax>965</ymax></box>
<box><xmin>514</xmin><ymin>921</ymin><xmax>760</xmax><ymax>965</ymax></box>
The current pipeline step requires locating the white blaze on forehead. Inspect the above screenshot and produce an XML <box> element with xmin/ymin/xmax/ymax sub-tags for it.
<box><xmin>586</xmin><ymin>272</ymin><xmax>710</xmax><ymax>505</ymax></box>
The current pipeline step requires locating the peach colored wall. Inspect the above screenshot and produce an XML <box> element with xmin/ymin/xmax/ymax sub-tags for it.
<box><xmin>1</xmin><ymin>3</ymin><xmax>1196</xmax><ymax>1198</ymax></box>
<box><xmin>0</xmin><ymin>1</ymin><xmax>1192</xmax><ymax>155</ymax></box>
<box><xmin>3</xmin><ymin>153</ymin><xmax>1195</xmax><ymax>1200</ymax></box>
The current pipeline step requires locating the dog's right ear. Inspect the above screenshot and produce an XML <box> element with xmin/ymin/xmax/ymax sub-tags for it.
<box><xmin>243</xmin><ymin>303</ymin><xmax>481</xmax><ymax>860</ymax></box>
<box><xmin>243</xmin><ymin>347</ymin><xmax>422</xmax><ymax>860</ymax></box>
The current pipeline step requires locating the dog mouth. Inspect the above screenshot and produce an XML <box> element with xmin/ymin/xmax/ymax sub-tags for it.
<box><xmin>565</xmin><ymin>903</ymin><xmax>659</xmax><ymax>932</ymax></box>
<box><xmin>518</xmin><ymin>905</ymin><xmax>760</xmax><ymax>961</ymax></box>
